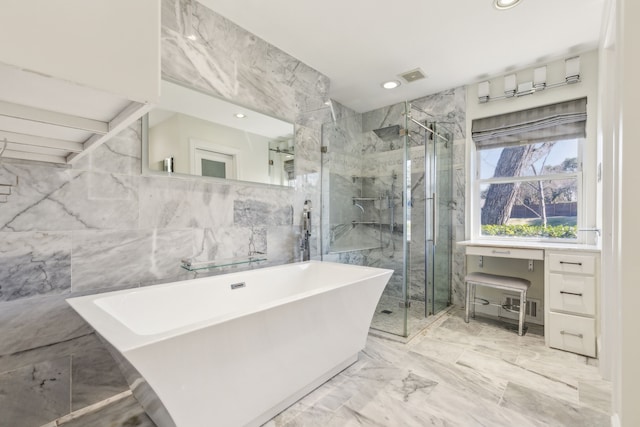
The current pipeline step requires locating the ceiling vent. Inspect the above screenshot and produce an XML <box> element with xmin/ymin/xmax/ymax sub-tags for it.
<box><xmin>399</xmin><ymin>68</ymin><xmax>427</xmax><ymax>83</ymax></box>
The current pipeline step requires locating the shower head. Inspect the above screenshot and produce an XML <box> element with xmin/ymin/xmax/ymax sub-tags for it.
<box><xmin>372</xmin><ymin>125</ymin><xmax>401</xmax><ymax>141</ymax></box>
<box><xmin>325</xmin><ymin>99</ymin><xmax>337</xmax><ymax>123</ymax></box>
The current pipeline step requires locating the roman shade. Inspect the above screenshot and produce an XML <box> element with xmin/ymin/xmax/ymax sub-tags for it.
<box><xmin>472</xmin><ymin>97</ymin><xmax>587</xmax><ymax>150</ymax></box>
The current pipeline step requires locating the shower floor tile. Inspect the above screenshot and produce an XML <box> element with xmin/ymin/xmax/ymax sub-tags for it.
<box><xmin>369</xmin><ymin>294</ymin><xmax>451</xmax><ymax>341</ymax></box>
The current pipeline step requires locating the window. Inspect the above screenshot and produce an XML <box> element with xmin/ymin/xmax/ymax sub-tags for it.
<box><xmin>195</xmin><ymin>149</ymin><xmax>236</xmax><ymax>179</ymax></box>
<box><xmin>472</xmin><ymin>98</ymin><xmax>586</xmax><ymax>241</ymax></box>
<box><xmin>189</xmin><ymin>138</ymin><xmax>240</xmax><ymax>180</ymax></box>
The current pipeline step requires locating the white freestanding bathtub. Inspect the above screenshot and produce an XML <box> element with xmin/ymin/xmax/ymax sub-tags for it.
<box><xmin>67</xmin><ymin>261</ymin><xmax>393</xmax><ymax>427</ymax></box>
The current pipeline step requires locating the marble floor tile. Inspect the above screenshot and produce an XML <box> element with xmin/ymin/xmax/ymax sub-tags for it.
<box><xmin>52</xmin><ymin>310</ymin><xmax>611</xmax><ymax>427</ymax></box>
<box><xmin>456</xmin><ymin>348</ymin><xmax>580</xmax><ymax>404</ymax></box>
<box><xmin>409</xmin><ymin>334</ymin><xmax>468</xmax><ymax>364</ymax></box>
<box><xmin>500</xmin><ymin>381</ymin><xmax>610</xmax><ymax>426</ymax></box>
<box><xmin>578</xmin><ymin>379</ymin><xmax>613</xmax><ymax>415</ymax></box>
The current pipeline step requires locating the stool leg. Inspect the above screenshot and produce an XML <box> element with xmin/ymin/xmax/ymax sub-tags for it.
<box><xmin>465</xmin><ymin>281</ymin><xmax>470</xmax><ymax>323</ymax></box>
<box><xmin>471</xmin><ymin>283</ymin><xmax>476</xmax><ymax>319</ymax></box>
<box><xmin>518</xmin><ymin>289</ymin><xmax>527</xmax><ymax>336</ymax></box>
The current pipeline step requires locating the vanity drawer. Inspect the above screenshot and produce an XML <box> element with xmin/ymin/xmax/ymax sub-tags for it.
<box><xmin>549</xmin><ymin>273</ymin><xmax>596</xmax><ymax>315</ymax></box>
<box><xmin>548</xmin><ymin>312</ymin><xmax>596</xmax><ymax>357</ymax></box>
<box><xmin>465</xmin><ymin>246</ymin><xmax>544</xmax><ymax>260</ymax></box>
<box><xmin>547</xmin><ymin>252</ymin><xmax>596</xmax><ymax>275</ymax></box>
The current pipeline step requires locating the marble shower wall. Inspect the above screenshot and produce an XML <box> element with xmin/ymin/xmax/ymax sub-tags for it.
<box><xmin>324</xmin><ymin>87</ymin><xmax>467</xmax><ymax>313</ymax></box>
<box><xmin>0</xmin><ymin>1</ymin><xmax>329</xmax><ymax>425</ymax></box>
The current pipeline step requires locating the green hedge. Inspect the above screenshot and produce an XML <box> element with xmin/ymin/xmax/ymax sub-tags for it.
<box><xmin>481</xmin><ymin>224</ymin><xmax>577</xmax><ymax>238</ymax></box>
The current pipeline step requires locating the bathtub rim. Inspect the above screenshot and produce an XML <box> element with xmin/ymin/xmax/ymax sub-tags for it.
<box><xmin>66</xmin><ymin>260</ymin><xmax>393</xmax><ymax>353</ymax></box>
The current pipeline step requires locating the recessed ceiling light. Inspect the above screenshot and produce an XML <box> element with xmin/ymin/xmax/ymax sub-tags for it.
<box><xmin>494</xmin><ymin>0</ymin><xmax>522</xmax><ymax>10</ymax></box>
<box><xmin>382</xmin><ymin>80</ymin><xmax>401</xmax><ymax>90</ymax></box>
<box><xmin>234</xmin><ymin>113</ymin><xmax>247</xmax><ymax>118</ymax></box>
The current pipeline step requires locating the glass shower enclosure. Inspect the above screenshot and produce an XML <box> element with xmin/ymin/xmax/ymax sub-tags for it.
<box><xmin>321</xmin><ymin>101</ymin><xmax>453</xmax><ymax>338</ymax></box>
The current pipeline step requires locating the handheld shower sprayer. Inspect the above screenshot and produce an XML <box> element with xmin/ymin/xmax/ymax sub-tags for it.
<box><xmin>301</xmin><ymin>200</ymin><xmax>312</xmax><ymax>261</ymax></box>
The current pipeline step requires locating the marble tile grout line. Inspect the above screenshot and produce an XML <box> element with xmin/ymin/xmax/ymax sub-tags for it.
<box><xmin>38</xmin><ymin>390</ymin><xmax>133</xmax><ymax>427</ymax></box>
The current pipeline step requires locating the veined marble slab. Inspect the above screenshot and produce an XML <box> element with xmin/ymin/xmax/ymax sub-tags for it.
<box><xmin>0</xmin><ymin>231</ymin><xmax>71</xmax><ymax>302</ymax></box>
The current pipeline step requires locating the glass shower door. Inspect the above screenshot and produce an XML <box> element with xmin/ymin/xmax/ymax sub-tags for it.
<box><xmin>320</xmin><ymin>110</ymin><xmax>410</xmax><ymax>337</ymax></box>
<box><xmin>422</xmin><ymin>123</ymin><xmax>452</xmax><ymax>317</ymax></box>
<box><xmin>431</xmin><ymin>124</ymin><xmax>452</xmax><ymax>314</ymax></box>
<box><xmin>320</xmin><ymin>102</ymin><xmax>452</xmax><ymax>339</ymax></box>
<box><xmin>407</xmin><ymin>116</ymin><xmax>452</xmax><ymax>334</ymax></box>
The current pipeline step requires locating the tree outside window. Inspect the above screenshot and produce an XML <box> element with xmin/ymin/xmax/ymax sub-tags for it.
<box><xmin>477</xmin><ymin>139</ymin><xmax>581</xmax><ymax>239</ymax></box>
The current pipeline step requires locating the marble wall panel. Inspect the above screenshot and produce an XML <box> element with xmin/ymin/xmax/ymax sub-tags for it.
<box><xmin>267</xmin><ymin>226</ymin><xmax>296</xmax><ymax>265</ymax></box>
<box><xmin>138</xmin><ymin>175</ymin><xmax>233</xmax><ymax>229</ymax></box>
<box><xmin>362</xmin><ymin>102</ymin><xmax>406</xmax><ymax>134</ymax></box>
<box><xmin>189</xmin><ymin>225</ymin><xmax>267</xmax><ymax>264</ymax></box>
<box><xmin>294</xmin><ymin>124</ymin><xmax>322</xmax><ymax>176</ymax></box>
<box><xmin>161</xmin><ymin>0</ymin><xmax>329</xmax><ymax>123</ymax></box>
<box><xmin>0</xmin><ymin>295</ymin><xmax>92</xmax><ymax>357</ymax></box>
<box><xmin>71</xmin><ymin>337</ymin><xmax>128</xmax><ymax>411</ymax></box>
<box><xmin>233</xmin><ymin>199</ymin><xmax>293</xmax><ymax>227</ymax></box>
<box><xmin>0</xmin><ymin>335</ymin><xmax>87</xmax><ymax>376</ymax></box>
<box><xmin>0</xmin><ymin>232</ymin><xmax>71</xmax><ymax>302</ymax></box>
<box><xmin>71</xmin><ymin>229</ymin><xmax>193</xmax><ymax>293</ymax></box>
<box><xmin>451</xmin><ymin>138</ymin><xmax>467</xmax><ymax>305</ymax></box>
<box><xmin>0</xmin><ymin>357</ymin><xmax>71</xmax><ymax>427</ymax></box>
<box><xmin>72</xmin><ymin>121</ymin><xmax>142</xmax><ymax>175</ymax></box>
<box><xmin>0</xmin><ymin>162</ymin><xmax>72</xmax><ymax>232</ymax></box>
<box><xmin>0</xmin><ymin>165</ymin><xmax>138</xmax><ymax>232</ymax></box>
<box><xmin>410</xmin><ymin>87</ymin><xmax>467</xmax><ymax>140</ymax></box>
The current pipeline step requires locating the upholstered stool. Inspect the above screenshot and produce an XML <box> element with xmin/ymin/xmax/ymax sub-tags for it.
<box><xmin>464</xmin><ymin>272</ymin><xmax>531</xmax><ymax>336</ymax></box>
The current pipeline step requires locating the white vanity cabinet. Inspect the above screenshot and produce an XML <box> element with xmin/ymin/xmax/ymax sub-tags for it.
<box><xmin>545</xmin><ymin>250</ymin><xmax>600</xmax><ymax>357</ymax></box>
<box><xmin>0</xmin><ymin>0</ymin><xmax>160</xmax><ymax>164</ymax></box>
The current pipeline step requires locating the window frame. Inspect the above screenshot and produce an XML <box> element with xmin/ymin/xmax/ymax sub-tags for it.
<box><xmin>472</xmin><ymin>137</ymin><xmax>585</xmax><ymax>243</ymax></box>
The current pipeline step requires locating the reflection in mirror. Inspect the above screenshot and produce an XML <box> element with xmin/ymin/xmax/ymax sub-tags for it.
<box><xmin>145</xmin><ymin>80</ymin><xmax>295</xmax><ymax>187</ymax></box>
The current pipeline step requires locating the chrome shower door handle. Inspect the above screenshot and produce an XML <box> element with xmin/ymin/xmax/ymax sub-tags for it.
<box><xmin>432</xmin><ymin>192</ymin><xmax>437</xmax><ymax>243</ymax></box>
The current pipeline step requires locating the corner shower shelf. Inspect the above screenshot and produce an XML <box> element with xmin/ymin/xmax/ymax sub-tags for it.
<box><xmin>353</xmin><ymin>196</ymin><xmax>383</xmax><ymax>201</ymax></box>
<box><xmin>352</xmin><ymin>175</ymin><xmax>376</xmax><ymax>182</ymax></box>
<box><xmin>181</xmin><ymin>254</ymin><xmax>268</xmax><ymax>271</ymax></box>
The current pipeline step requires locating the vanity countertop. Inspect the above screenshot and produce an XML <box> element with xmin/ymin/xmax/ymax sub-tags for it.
<box><xmin>457</xmin><ymin>239</ymin><xmax>601</xmax><ymax>252</ymax></box>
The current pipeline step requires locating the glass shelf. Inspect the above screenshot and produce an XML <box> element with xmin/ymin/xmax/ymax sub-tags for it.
<box><xmin>181</xmin><ymin>254</ymin><xmax>267</xmax><ymax>271</ymax></box>
<box><xmin>351</xmin><ymin>175</ymin><xmax>376</xmax><ymax>182</ymax></box>
<box><xmin>352</xmin><ymin>196</ymin><xmax>382</xmax><ymax>201</ymax></box>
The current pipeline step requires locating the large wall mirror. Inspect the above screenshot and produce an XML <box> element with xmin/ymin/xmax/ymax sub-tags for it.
<box><xmin>143</xmin><ymin>80</ymin><xmax>295</xmax><ymax>187</ymax></box>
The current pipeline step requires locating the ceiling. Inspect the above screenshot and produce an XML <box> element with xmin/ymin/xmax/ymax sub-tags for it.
<box><xmin>198</xmin><ymin>0</ymin><xmax>606</xmax><ymax>113</ymax></box>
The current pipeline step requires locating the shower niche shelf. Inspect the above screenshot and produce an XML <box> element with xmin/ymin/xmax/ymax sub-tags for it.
<box><xmin>352</xmin><ymin>196</ymin><xmax>383</xmax><ymax>201</ymax></box>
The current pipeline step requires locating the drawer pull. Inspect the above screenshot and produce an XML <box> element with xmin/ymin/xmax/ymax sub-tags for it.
<box><xmin>492</xmin><ymin>250</ymin><xmax>511</xmax><ymax>255</ymax></box>
<box><xmin>559</xmin><ymin>261</ymin><xmax>583</xmax><ymax>266</ymax></box>
<box><xmin>560</xmin><ymin>291</ymin><xmax>583</xmax><ymax>297</ymax></box>
<box><xmin>560</xmin><ymin>330</ymin><xmax>584</xmax><ymax>339</ymax></box>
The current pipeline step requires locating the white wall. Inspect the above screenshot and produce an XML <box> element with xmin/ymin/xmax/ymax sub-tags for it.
<box><xmin>0</xmin><ymin>0</ymin><xmax>160</xmax><ymax>103</ymax></box>
<box><xmin>465</xmin><ymin>50</ymin><xmax>600</xmax><ymax>244</ymax></box>
<box><xmin>600</xmin><ymin>0</ymin><xmax>640</xmax><ymax>425</ymax></box>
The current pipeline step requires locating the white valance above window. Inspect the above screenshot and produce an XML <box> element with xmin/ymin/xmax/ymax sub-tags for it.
<box><xmin>471</xmin><ymin>97</ymin><xmax>587</xmax><ymax>150</ymax></box>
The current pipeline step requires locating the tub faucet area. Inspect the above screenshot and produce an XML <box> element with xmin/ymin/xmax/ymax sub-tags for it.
<box><xmin>301</xmin><ymin>199</ymin><xmax>312</xmax><ymax>261</ymax></box>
